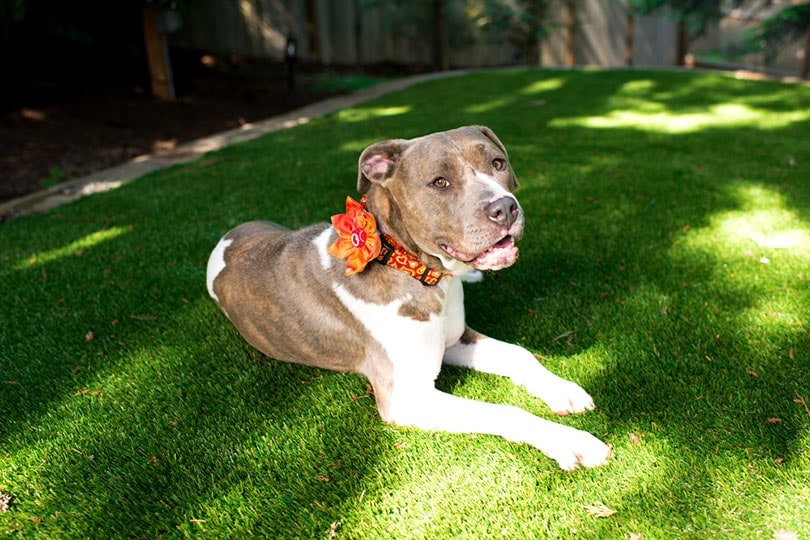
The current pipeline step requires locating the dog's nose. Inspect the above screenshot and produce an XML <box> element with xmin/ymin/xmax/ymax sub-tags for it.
<box><xmin>485</xmin><ymin>196</ymin><xmax>519</xmax><ymax>228</ymax></box>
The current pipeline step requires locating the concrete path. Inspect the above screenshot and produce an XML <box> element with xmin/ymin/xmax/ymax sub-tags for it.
<box><xmin>0</xmin><ymin>70</ymin><xmax>466</xmax><ymax>221</ymax></box>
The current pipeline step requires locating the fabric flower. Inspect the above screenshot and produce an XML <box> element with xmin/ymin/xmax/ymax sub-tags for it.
<box><xmin>328</xmin><ymin>196</ymin><xmax>381</xmax><ymax>275</ymax></box>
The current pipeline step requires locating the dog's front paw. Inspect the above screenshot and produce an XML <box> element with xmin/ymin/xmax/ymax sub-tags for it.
<box><xmin>543</xmin><ymin>427</ymin><xmax>612</xmax><ymax>471</ymax></box>
<box><xmin>523</xmin><ymin>377</ymin><xmax>595</xmax><ymax>415</ymax></box>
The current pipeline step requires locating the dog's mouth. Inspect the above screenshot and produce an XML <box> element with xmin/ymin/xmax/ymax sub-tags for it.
<box><xmin>440</xmin><ymin>236</ymin><xmax>519</xmax><ymax>271</ymax></box>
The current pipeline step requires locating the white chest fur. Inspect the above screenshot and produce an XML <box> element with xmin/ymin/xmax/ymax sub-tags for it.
<box><xmin>332</xmin><ymin>277</ymin><xmax>465</xmax><ymax>392</ymax></box>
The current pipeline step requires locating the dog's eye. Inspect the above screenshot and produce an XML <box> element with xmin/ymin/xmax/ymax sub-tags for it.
<box><xmin>492</xmin><ymin>158</ymin><xmax>507</xmax><ymax>171</ymax></box>
<box><xmin>432</xmin><ymin>177</ymin><xmax>450</xmax><ymax>189</ymax></box>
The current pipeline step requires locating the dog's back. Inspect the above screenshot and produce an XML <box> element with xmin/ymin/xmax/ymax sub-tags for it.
<box><xmin>207</xmin><ymin>221</ymin><xmax>375</xmax><ymax>374</ymax></box>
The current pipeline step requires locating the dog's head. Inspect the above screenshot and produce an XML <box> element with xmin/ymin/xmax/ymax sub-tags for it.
<box><xmin>358</xmin><ymin>125</ymin><xmax>523</xmax><ymax>275</ymax></box>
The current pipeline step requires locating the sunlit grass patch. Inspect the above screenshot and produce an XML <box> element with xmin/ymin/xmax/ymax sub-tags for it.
<box><xmin>550</xmin><ymin>103</ymin><xmax>810</xmax><ymax>133</ymax></box>
<box><xmin>337</xmin><ymin>105</ymin><xmax>412</xmax><ymax>122</ymax></box>
<box><xmin>12</xmin><ymin>225</ymin><xmax>131</xmax><ymax>270</ymax></box>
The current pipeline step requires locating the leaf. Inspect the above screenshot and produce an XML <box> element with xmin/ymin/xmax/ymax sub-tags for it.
<box><xmin>554</xmin><ymin>330</ymin><xmax>575</xmax><ymax>341</ymax></box>
<box><xmin>794</xmin><ymin>392</ymin><xmax>810</xmax><ymax>417</ymax></box>
<box><xmin>765</xmin><ymin>417</ymin><xmax>782</xmax><ymax>424</ymax></box>
<box><xmin>629</xmin><ymin>433</ymin><xmax>642</xmax><ymax>446</ymax></box>
<box><xmin>584</xmin><ymin>502</ymin><xmax>617</xmax><ymax>518</ymax></box>
<box><xmin>0</xmin><ymin>491</ymin><xmax>11</xmax><ymax>512</ymax></box>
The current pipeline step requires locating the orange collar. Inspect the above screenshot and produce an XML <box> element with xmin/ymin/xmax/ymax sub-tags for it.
<box><xmin>376</xmin><ymin>232</ymin><xmax>449</xmax><ymax>286</ymax></box>
<box><xmin>328</xmin><ymin>195</ymin><xmax>451</xmax><ymax>286</ymax></box>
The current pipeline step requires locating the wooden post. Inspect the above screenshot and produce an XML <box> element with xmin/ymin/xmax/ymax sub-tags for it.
<box><xmin>526</xmin><ymin>0</ymin><xmax>544</xmax><ymax>66</ymax></box>
<box><xmin>354</xmin><ymin>0</ymin><xmax>364</xmax><ymax>71</ymax></box>
<box><xmin>566</xmin><ymin>0</ymin><xmax>576</xmax><ymax>67</ymax></box>
<box><xmin>625</xmin><ymin>13</ymin><xmax>635</xmax><ymax>67</ymax></box>
<box><xmin>307</xmin><ymin>0</ymin><xmax>321</xmax><ymax>62</ymax></box>
<box><xmin>433</xmin><ymin>0</ymin><xmax>450</xmax><ymax>71</ymax></box>
<box><xmin>675</xmin><ymin>19</ymin><xmax>687</xmax><ymax>66</ymax></box>
<box><xmin>142</xmin><ymin>4</ymin><xmax>175</xmax><ymax>101</ymax></box>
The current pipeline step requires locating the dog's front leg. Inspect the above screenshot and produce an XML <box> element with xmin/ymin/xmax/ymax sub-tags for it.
<box><xmin>443</xmin><ymin>328</ymin><xmax>596</xmax><ymax>416</ymax></box>
<box><xmin>384</xmin><ymin>388</ymin><xmax>610</xmax><ymax>470</ymax></box>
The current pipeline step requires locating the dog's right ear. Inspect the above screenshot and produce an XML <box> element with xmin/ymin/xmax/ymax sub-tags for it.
<box><xmin>357</xmin><ymin>139</ymin><xmax>408</xmax><ymax>193</ymax></box>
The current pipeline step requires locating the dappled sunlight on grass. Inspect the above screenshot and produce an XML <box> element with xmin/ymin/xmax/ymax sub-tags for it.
<box><xmin>678</xmin><ymin>183</ymin><xmax>810</xmax><ymax>267</ymax></box>
<box><xmin>519</xmin><ymin>77</ymin><xmax>566</xmax><ymax>95</ymax></box>
<box><xmin>618</xmin><ymin>79</ymin><xmax>656</xmax><ymax>94</ymax></box>
<box><xmin>665</xmin><ymin>181</ymin><xmax>808</xmax><ymax>357</ymax></box>
<box><xmin>549</xmin><ymin>103</ymin><xmax>810</xmax><ymax>133</ymax></box>
<box><xmin>718</xmin><ymin>210</ymin><xmax>810</xmax><ymax>251</ymax></box>
<box><xmin>465</xmin><ymin>96</ymin><xmax>514</xmax><ymax>114</ymax></box>
<box><xmin>12</xmin><ymin>225</ymin><xmax>131</xmax><ymax>271</ymax></box>
<box><xmin>741</xmin><ymin>296</ymin><xmax>804</xmax><ymax>335</ymax></box>
<box><xmin>712</xmin><ymin>185</ymin><xmax>810</xmax><ymax>253</ymax></box>
<box><xmin>340</xmin><ymin>139</ymin><xmax>378</xmax><ymax>154</ymax></box>
<box><xmin>336</xmin><ymin>105</ymin><xmax>412</xmax><ymax>123</ymax></box>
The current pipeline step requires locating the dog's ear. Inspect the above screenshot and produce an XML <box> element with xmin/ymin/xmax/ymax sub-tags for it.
<box><xmin>473</xmin><ymin>125</ymin><xmax>520</xmax><ymax>191</ymax></box>
<box><xmin>357</xmin><ymin>139</ymin><xmax>408</xmax><ymax>193</ymax></box>
<box><xmin>474</xmin><ymin>125</ymin><xmax>508</xmax><ymax>156</ymax></box>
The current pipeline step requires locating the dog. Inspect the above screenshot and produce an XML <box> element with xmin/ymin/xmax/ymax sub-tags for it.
<box><xmin>206</xmin><ymin>125</ymin><xmax>610</xmax><ymax>470</ymax></box>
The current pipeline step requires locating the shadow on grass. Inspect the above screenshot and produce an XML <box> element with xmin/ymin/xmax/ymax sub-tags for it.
<box><xmin>1</xmin><ymin>68</ymin><xmax>808</xmax><ymax>536</ymax></box>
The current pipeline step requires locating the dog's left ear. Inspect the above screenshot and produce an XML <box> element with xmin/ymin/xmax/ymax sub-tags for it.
<box><xmin>474</xmin><ymin>125</ymin><xmax>508</xmax><ymax>156</ymax></box>
<box><xmin>357</xmin><ymin>139</ymin><xmax>408</xmax><ymax>193</ymax></box>
<box><xmin>474</xmin><ymin>125</ymin><xmax>520</xmax><ymax>191</ymax></box>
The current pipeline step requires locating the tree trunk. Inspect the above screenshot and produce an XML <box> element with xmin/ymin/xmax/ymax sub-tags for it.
<box><xmin>625</xmin><ymin>13</ymin><xmax>635</xmax><ymax>67</ymax></box>
<box><xmin>802</xmin><ymin>25</ymin><xmax>810</xmax><ymax>79</ymax></box>
<box><xmin>675</xmin><ymin>19</ymin><xmax>688</xmax><ymax>66</ymax></box>
<box><xmin>526</xmin><ymin>0</ymin><xmax>545</xmax><ymax>66</ymax></box>
<box><xmin>306</xmin><ymin>0</ymin><xmax>321</xmax><ymax>62</ymax></box>
<box><xmin>433</xmin><ymin>0</ymin><xmax>450</xmax><ymax>71</ymax></box>
<box><xmin>142</xmin><ymin>5</ymin><xmax>175</xmax><ymax>101</ymax></box>
<box><xmin>354</xmin><ymin>0</ymin><xmax>363</xmax><ymax>71</ymax></box>
<box><xmin>566</xmin><ymin>0</ymin><xmax>576</xmax><ymax>67</ymax></box>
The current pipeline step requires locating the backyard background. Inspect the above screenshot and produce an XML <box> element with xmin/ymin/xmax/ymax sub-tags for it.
<box><xmin>2</xmin><ymin>0</ymin><xmax>809</xmax><ymax>208</ymax></box>
<box><xmin>1</xmin><ymin>66</ymin><xmax>809</xmax><ymax>539</ymax></box>
<box><xmin>1</xmin><ymin>0</ymin><xmax>810</xmax><ymax>538</ymax></box>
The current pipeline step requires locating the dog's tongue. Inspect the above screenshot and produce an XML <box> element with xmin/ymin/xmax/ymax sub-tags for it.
<box><xmin>471</xmin><ymin>237</ymin><xmax>519</xmax><ymax>271</ymax></box>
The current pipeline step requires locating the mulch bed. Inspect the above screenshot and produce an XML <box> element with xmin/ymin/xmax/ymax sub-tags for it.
<box><xmin>0</xmin><ymin>64</ymin><xmax>333</xmax><ymax>204</ymax></box>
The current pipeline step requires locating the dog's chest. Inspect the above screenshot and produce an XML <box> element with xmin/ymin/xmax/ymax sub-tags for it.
<box><xmin>333</xmin><ymin>277</ymin><xmax>465</xmax><ymax>388</ymax></box>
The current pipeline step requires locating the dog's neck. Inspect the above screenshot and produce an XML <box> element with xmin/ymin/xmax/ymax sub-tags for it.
<box><xmin>360</xmin><ymin>193</ymin><xmax>451</xmax><ymax>286</ymax></box>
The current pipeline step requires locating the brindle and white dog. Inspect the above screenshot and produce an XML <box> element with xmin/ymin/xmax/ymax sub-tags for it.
<box><xmin>206</xmin><ymin>126</ymin><xmax>610</xmax><ymax>470</ymax></box>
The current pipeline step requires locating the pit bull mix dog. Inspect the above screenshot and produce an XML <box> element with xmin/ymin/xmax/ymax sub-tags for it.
<box><xmin>206</xmin><ymin>126</ymin><xmax>610</xmax><ymax>470</ymax></box>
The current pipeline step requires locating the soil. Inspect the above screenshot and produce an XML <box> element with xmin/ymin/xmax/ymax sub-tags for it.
<box><xmin>0</xmin><ymin>60</ymin><xmax>352</xmax><ymax>205</ymax></box>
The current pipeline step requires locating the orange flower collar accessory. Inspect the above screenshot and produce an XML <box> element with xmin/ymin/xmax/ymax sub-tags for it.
<box><xmin>327</xmin><ymin>196</ymin><xmax>382</xmax><ymax>275</ymax></box>
<box><xmin>327</xmin><ymin>195</ymin><xmax>450</xmax><ymax>286</ymax></box>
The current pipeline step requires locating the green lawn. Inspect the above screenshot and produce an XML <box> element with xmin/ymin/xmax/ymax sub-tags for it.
<box><xmin>1</xmin><ymin>69</ymin><xmax>808</xmax><ymax>538</ymax></box>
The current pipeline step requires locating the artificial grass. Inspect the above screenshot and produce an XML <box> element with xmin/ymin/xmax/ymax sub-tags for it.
<box><xmin>1</xmin><ymin>68</ymin><xmax>808</xmax><ymax>538</ymax></box>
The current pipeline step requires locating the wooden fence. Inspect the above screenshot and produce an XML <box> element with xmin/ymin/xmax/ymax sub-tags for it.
<box><xmin>171</xmin><ymin>0</ymin><xmax>679</xmax><ymax>69</ymax></box>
